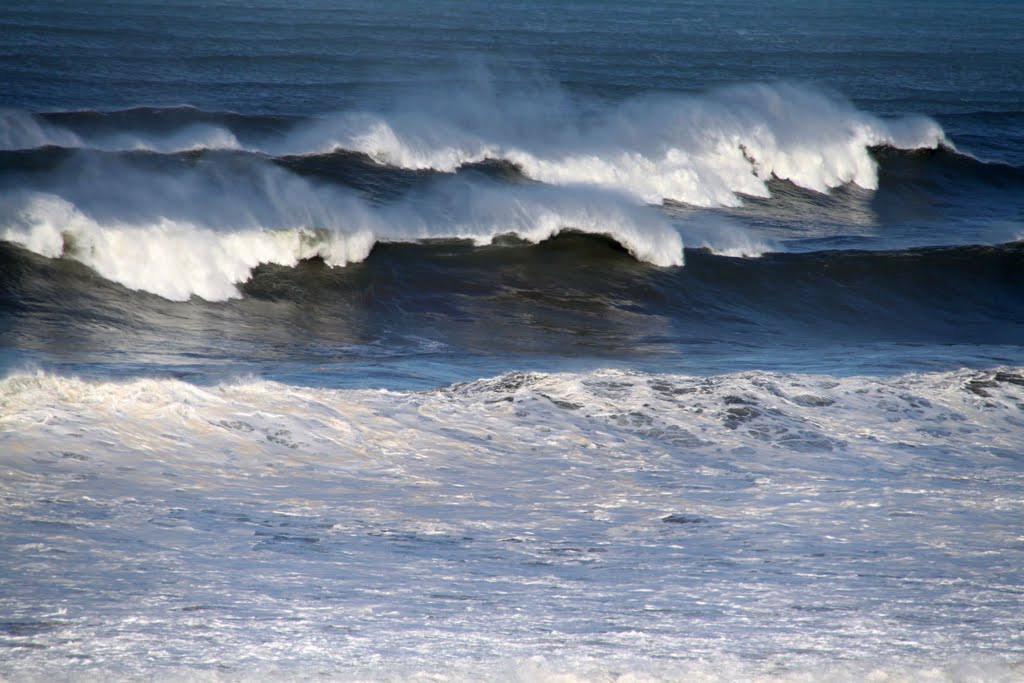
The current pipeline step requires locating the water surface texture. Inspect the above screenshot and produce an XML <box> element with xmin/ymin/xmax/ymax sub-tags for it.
<box><xmin>1</xmin><ymin>1</ymin><xmax>1023</xmax><ymax>680</ymax></box>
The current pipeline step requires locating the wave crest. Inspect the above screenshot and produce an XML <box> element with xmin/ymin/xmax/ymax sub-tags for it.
<box><xmin>0</xmin><ymin>156</ymin><xmax>683</xmax><ymax>301</ymax></box>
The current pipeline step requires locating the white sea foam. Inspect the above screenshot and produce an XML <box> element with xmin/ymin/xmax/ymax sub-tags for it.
<box><xmin>4</xmin><ymin>655</ymin><xmax>1021</xmax><ymax>682</ymax></box>
<box><xmin>1</xmin><ymin>367</ymin><xmax>1022</xmax><ymax>680</ymax></box>
<box><xmin>0</xmin><ymin>156</ymin><xmax>683</xmax><ymax>300</ymax></box>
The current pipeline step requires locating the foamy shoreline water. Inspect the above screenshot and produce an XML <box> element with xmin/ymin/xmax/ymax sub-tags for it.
<box><xmin>2</xmin><ymin>368</ymin><xmax>1022</xmax><ymax>680</ymax></box>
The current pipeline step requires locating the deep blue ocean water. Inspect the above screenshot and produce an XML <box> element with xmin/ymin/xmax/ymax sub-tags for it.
<box><xmin>1</xmin><ymin>2</ymin><xmax>1023</xmax><ymax>680</ymax></box>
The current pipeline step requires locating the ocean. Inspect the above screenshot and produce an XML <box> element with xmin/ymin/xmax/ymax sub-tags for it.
<box><xmin>1</xmin><ymin>1</ymin><xmax>1023</xmax><ymax>680</ymax></box>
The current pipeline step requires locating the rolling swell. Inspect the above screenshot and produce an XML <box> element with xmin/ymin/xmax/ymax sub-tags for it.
<box><xmin>4</xmin><ymin>81</ymin><xmax>1018</xmax><ymax>236</ymax></box>
<box><xmin>3</xmin><ymin>139</ymin><xmax>1020</xmax><ymax>302</ymax></box>
<box><xmin>243</xmin><ymin>238</ymin><xmax>1024</xmax><ymax>349</ymax></box>
<box><xmin>2</xmin><ymin>236</ymin><xmax>1021</xmax><ymax>382</ymax></box>
<box><xmin>874</xmin><ymin>144</ymin><xmax>1024</xmax><ymax>192</ymax></box>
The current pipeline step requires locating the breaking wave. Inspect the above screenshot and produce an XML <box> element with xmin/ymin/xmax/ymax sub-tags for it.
<box><xmin>0</xmin><ymin>154</ymin><xmax>683</xmax><ymax>301</ymax></box>
<box><xmin>3</xmin><ymin>80</ymin><xmax>1020</xmax><ymax>304</ymax></box>
<box><xmin>3</xmin><ymin>81</ymin><xmax>950</xmax><ymax>206</ymax></box>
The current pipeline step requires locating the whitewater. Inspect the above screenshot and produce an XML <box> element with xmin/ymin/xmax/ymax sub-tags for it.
<box><xmin>3</xmin><ymin>368</ymin><xmax>1023</xmax><ymax>681</ymax></box>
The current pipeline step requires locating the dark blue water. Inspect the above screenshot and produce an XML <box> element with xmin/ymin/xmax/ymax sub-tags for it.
<box><xmin>5</xmin><ymin>1</ymin><xmax>1023</xmax><ymax>116</ymax></box>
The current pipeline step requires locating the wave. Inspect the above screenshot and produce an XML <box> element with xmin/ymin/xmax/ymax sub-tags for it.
<box><xmin>3</xmin><ymin>229</ymin><xmax>1021</xmax><ymax>377</ymax></box>
<box><xmin>2</xmin><ymin>108</ymin><xmax>244</xmax><ymax>154</ymax></box>
<box><xmin>0</xmin><ymin>153</ymin><xmax>683</xmax><ymax>300</ymax></box>
<box><xmin>874</xmin><ymin>143</ymin><xmax>1024</xmax><ymax>190</ymax></box>
<box><xmin>2</xmin><ymin>82</ymin><xmax>1019</xmax><ymax>304</ymax></box>
<box><xmin>2</xmin><ymin>81</ymin><xmax>949</xmax><ymax>206</ymax></box>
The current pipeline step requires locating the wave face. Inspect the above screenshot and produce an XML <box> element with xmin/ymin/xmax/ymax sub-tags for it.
<box><xmin>2</xmin><ymin>236</ymin><xmax>1021</xmax><ymax>384</ymax></box>
<box><xmin>2</xmin><ymin>367</ymin><xmax>1023</xmax><ymax>679</ymax></box>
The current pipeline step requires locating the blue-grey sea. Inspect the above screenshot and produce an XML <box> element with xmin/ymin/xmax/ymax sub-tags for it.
<box><xmin>1</xmin><ymin>2</ymin><xmax>1023</xmax><ymax>680</ymax></box>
